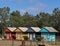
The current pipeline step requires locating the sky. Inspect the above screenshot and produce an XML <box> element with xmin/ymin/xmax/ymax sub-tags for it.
<box><xmin>0</xmin><ymin>0</ymin><xmax>60</xmax><ymax>15</ymax></box>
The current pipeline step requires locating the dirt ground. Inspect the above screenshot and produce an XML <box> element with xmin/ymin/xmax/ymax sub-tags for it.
<box><xmin>0</xmin><ymin>40</ymin><xmax>60</xmax><ymax>46</ymax></box>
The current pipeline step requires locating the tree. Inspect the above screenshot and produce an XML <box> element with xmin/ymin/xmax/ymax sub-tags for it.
<box><xmin>52</xmin><ymin>8</ymin><xmax>60</xmax><ymax>31</ymax></box>
<box><xmin>10</xmin><ymin>10</ymin><xmax>23</xmax><ymax>27</ymax></box>
<box><xmin>22</xmin><ymin>12</ymin><xmax>33</xmax><ymax>27</ymax></box>
<box><xmin>37</xmin><ymin>12</ymin><xmax>51</xmax><ymax>27</ymax></box>
<box><xmin>0</xmin><ymin>7</ymin><xmax>10</xmax><ymax>37</ymax></box>
<box><xmin>0</xmin><ymin>7</ymin><xmax>10</xmax><ymax>27</ymax></box>
<box><xmin>0</xmin><ymin>7</ymin><xmax>60</xmax><ymax>32</ymax></box>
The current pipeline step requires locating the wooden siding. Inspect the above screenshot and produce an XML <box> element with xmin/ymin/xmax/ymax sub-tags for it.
<box><xmin>22</xmin><ymin>33</ymin><xmax>28</xmax><ymax>40</ymax></box>
<box><xmin>16</xmin><ymin>33</ymin><xmax>22</xmax><ymax>40</ymax></box>
<box><xmin>46</xmin><ymin>33</ymin><xmax>55</xmax><ymax>41</ymax></box>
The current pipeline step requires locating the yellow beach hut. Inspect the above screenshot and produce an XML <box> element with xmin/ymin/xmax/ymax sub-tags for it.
<box><xmin>14</xmin><ymin>27</ymin><xmax>22</xmax><ymax>40</ymax></box>
<box><xmin>18</xmin><ymin>27</ymin><xmax>28</xmax><ymax>40</ymax></box>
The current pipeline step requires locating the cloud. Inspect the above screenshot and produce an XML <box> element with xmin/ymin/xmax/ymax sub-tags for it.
<box><xmin>27</xmin><ymin>2</ymin><xmax>47</xmax><ymax>15</ymax></box>
<box><xmin>1</xmin><ymin>0</ymin><xmax>52</xmax><ymax>15</ymax></box>
<box><xmin>27</xmin><ymin>1</ymin><xmax>53</xmax><ymax>15</ymax></box>
<box><xmin>15</xmin><ymin>1</ymin><xmax>48</xmax><ymax>15</ymax></box>
<box><xmin>19</xmin><ymin>8</ymin><xmax>26</xmax><ymax>15</ymax></box>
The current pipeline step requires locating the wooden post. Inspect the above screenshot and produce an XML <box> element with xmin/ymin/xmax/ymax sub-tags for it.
<box><xmin>30</xmin><ymin>40</ymin><xmax>32</xmax><ymax>46</ymax></box>
<box><xmin>22</xmin><ymin>40</ymin><xmax>25</xmax><ymax>46</ymax></box>
<box><xmin>12</xmin><ymin>39</ymin><xmax>14</xmax><ymax>46</ymax></box>
<box><xmin>51</xmin><ymin>39</ymin><xmax>52</xmax><ymax>46</ymax></box>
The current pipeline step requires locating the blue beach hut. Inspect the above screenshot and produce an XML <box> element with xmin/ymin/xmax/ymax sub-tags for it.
<box><xmin>40</xmin><ymin>27</ymin><xmax>58</xmax><ymax>42</ymax></box>
<box><xmin>27</xmin><ymin>27</ymin><xmax>40</xmax><ymax>40</ymax></box>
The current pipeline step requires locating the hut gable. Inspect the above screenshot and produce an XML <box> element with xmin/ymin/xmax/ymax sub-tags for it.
<box><xmin>7</xmin><ymin>27</ymin><xmax>16</xmax><ymax>32</ymax></box>
<box><xmin>4</xmin><ymin>28</ymin><xmax>11</xmax><ymax>33</ymax></box>
<box><xmin>27</xmin><ymin>28</ymin><xmax>35</xmax><ymax>32</ymax></box>
<box><xmin>18</xmin><ymin>27</ymin><xmax>28</xmax><ymax>32</ymax></box>
<box><xmin>31</xmin><ymin>27</ymin><xmax>40</xmax><ymax>32</ymax></box>
<box><xmin>41</xmin><ymin>28</ymin><xmax>49</xmax><ymax>32</ymax></box>
<box><xmin>27</xmin><ymin>27</ymin><xmax>40</xmax><ymax>32</ymax></box>
<box><xmin>14</xmin><ymin>28</ymin><xmax>22</xmax><ymax>32</ymax></box>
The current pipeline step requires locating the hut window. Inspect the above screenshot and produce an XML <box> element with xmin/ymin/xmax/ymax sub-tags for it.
<box><xmin>52</xmin><ymin>36</ymin><xmax>55</xmax><ymax>41</ymax></box>
<box><xmin>47</xmin><ymin>34</ymin><xmax>50</xmax><ymax>38</ymax></box>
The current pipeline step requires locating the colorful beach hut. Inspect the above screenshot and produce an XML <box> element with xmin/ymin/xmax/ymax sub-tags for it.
<box><xmin>27</xmin><ymin>27</ymin><xmax>40</xmax><ymax>40</ymax></box>
<box><xmin>4</xmin><ymin>27</ymin><xmax>16</xmax><ymax>40</ymax></box>
<box><xmin>14</xmin><ymin>27</ymin><xmax>22</xmax><ymax>40</ymax></box>
<box><xmin>40</xmin><ymin>27</ymin><xmax>58</xmax><ymax>42</ymax></box>
<box><xmin>18</xmin><ymin>27</ymin><xmax>28</xmax><ymax>40</ymax></box>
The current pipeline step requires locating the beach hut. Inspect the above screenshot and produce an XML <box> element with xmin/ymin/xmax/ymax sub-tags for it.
<box><xmin>18</xmin><ymin>27</ymin><xmax>28</xmax><ymax>40</ymax></box>
<box><xmin>14</xmin><ymin>27</ymin><xmax>22</xmax><ymax>40</ymax></box>
<box><xmin>4</xmin><ymin>27</ymin><xmax>16</xmax><ymax>40</ymax></box>
<box><xmin>40</xmin><ymin>27</ymin><xmax>58</xmax><ymax>42</ymax></box>
<box><xmin>27</xmin><ymin>27</ymin><xmax>40</xmax><ymax>40</ymax></box>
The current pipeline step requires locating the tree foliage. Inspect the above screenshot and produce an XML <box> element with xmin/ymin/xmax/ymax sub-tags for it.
<box><xmin>0</xmin><ymin>7</ymin><xmax>60</xmax><ymax>32</ymax></box>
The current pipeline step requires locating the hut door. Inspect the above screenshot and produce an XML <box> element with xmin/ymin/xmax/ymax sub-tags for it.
<box><xmin>30</xmin><ymin>34</ymin><xmax>32</xmax><ymax>40</ymax></box>
<box><xmin>32</xmin><ymin>33</ymin><xmax>35</xmax><ymax>40</ymax></box>
<box><xmin>43</xmin><ymin>35</ymin><xmax>46</xmax><ymax>41</ymax></box>
<box><xmin>6</xmin><ymin>33</ymin><xmax>10</xmax><ymax>39</ymax></box>
<box><xmin>12</xmin><ymin>32</ymin><xmax>16</xmax><ymax>40</ymax></box>
<box><xmin>41</xmin><ymin>35</ymin><xmax>46</xmax><ymax>41</ymax></box>
<box><xmin>46</xmin><ymin>34</ymin><xmax>50</xmax><ymax>41</ymax></box>
<box><xmin>16</xmin><ymin>33</ymin><xmax>21</xmax><ymax>40</ymax></box>
<box><xmin>17</xmin><ymin>33</ymin><xmax>20</xmax><ymax>39</ymax></box>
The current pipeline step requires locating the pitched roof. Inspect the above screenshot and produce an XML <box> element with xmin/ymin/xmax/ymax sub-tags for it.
<box><xmin>7</xmin><ymin>27</ymin><xmax>16</xmax><ymax>32</ymax></box>
<box><xmin>44</xmin><ymin>27</ymin><xmax>58</xmax><ymax>32</ymax></box>
<box><xmin>18</xmin><ymin>27</ymin><xmax>28</xmax><ymax>32</ymax></box>
<box><xmin>14</xmin><ymin>28</ymin><xmax>22</xmax><ymax>32</ymax></box>
<box><xmin>31</xmin><ymin>27</ymin><xmax>41</xmax><ymax>32</ymax></box>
